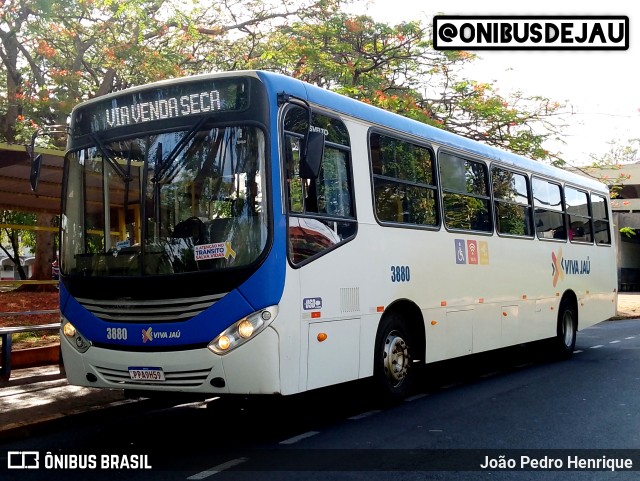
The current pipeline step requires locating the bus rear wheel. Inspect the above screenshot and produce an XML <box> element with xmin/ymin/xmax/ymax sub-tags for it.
<box><xmin>554</xmin><ymin>299</ymin><xmax>577</xmax><ymax>359</ymax></box>
<box><xmin>373</xmin><ymin>312</ymin><xmax>416</xmax><ymax>401</ymax></box>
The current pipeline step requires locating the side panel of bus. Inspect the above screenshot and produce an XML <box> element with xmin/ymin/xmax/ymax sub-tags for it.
<box><xmin>300</xmin><ymin>116</ymin><xmax>616</xmax><ymax>389</ymax></box>
<box><xmin>277</xmin><ymin>112</ymin><xmax>616</xmax><ymax>394</ymax></box>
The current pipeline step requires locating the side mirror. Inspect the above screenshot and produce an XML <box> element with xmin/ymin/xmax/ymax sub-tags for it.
<box><xmin>30</xmin><ymin>154</ymin><xmax>42</xmax><ymax>191</ymax></box>
<box><xmin>300</xmin><ymin>131</ymin><xmax>324</xmax><ymax>179</ymax></box>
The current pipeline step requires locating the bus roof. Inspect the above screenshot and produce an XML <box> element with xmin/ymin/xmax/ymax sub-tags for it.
<box><xmin>253</xmin><ymin>70</ymin><xmax>607</xmax><ymax>195</ymax></box>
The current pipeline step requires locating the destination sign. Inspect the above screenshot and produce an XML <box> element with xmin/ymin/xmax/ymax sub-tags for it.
<box><xmin>73</xmin><ymin>77</ymin><xmax>249</xmax><ymax>136</ymax></box>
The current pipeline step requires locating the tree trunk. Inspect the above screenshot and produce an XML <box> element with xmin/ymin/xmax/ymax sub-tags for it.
<box><xmin>32</xmin><ymin>213</ymin><xmax>57</xmax><ymax>291</ymax></box>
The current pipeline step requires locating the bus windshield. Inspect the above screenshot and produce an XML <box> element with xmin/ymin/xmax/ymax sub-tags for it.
<box><xmin>61</xmin><ymin>124</ymin><xmax>268</xmax><ymax>277</ymax></box>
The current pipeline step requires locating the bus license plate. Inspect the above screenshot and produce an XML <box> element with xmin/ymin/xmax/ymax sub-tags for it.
<box><xmin>128</xmin><ymin>367</ymin><xmax>165</xmax><ymax>381</ymax></box>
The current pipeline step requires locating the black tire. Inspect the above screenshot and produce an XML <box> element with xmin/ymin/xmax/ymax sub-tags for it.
<box><xmin>554</xmin><ymin>298</ymin><xmax>577</xmax><ymax>359</ymax></box>
<box><xmin>373</xmin><ymin>312</ymin><xmax>416</xmax><ymax>401</ymax></box>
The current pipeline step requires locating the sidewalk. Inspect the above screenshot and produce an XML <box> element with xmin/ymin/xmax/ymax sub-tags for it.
<box><xmin>1</xmin><ymin>293</ymin><xmax>639</xmax><ymax>444</ymax></box>
<box><xmin>0</xmin><ymin>365</ymin><xmax>137</xmax><ymax>442</ymax></box>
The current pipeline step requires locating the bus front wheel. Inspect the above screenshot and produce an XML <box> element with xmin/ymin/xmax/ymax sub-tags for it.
<box><xmin>373</xmin><ymin>312</ymin><xmax>416</xmax><ymax>401</ymax></box>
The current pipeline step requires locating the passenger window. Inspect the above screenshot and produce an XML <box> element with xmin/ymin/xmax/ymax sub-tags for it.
<box><xmin>492</xmin><ymin>167</ymin><xmax>534</xmax><ymax>237</ymax></box>
<box><xmin>532</xmin><ymin>178</ymin><xmax>565</xmax><ymax>240</ymax></box>
<box><xmin>283</xmin><ymin>107</ymin><xmax>356</xmax><ymax>265</ymax></box>
<box><xmin>565</xmin><ymin>187</ymin><xmax>593</xmax><ymax>243</ymax></box>
<box><xmin>440</xmin><ymin>152</ymin><xmax>491</xmax><ymax>232</ymax></box>
<box><xmin>592</xmin><ymin>194</ymin><xmax>611</xmax><ymax>245</ymax></box>
<box><xmin>370</xmin><ymin>133</ymin><xmax>438</xmax><ymax>226</ymax></box>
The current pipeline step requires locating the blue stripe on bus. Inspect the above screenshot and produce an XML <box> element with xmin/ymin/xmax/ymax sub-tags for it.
<box><xmin>237</xmin><ymin>137</ymin><xmax>287</xmax><ymax>310</ymax></box>
<box><xmin>60</xmin><ymin>282</ymin><xmax>256</xmax><ymax>346</ymax></box>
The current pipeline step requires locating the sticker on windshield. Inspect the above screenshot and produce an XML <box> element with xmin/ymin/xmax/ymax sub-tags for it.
<box><xmin>116</xmin><ymin>239</ymin><xmax>131</xmax><ymax>250</ymax></box>
<box><xmin>194</xmin><ymin>241</ymin><xmax>237</xmax><ymax>261</ymax></box>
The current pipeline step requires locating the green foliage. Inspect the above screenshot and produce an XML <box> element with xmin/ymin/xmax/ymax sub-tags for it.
<box><xmin>620</xmin><ymin>227</ymin><xmax>636</xmax><ymax>238</ymax></box>
<box><xmin>0</xmin><ymin>0</ymin><xmax>337</xmax><ymax>145</ymax></box>
<box><xmin>1</xmin><ymin>0</ymin><xmax>565</xmax><ymax>160</ymax></box>
<box><xmin>243</xmin><ymin>12</ymin><xmax>565</xmax><ymax>161</ymax></box>
<box><xmin>590</xmin><ymin>138</ymin><xmax>640</xmax><ymax>166</ymax></box>
<box><xmin>0</xmin><ymin>210</ymin><xmax>37</xmax><ymax>279</ymax></box>
<box><xmin>571</xmin><ymin>139</ymin><xmax>640</xmax><ymax>199</ymax></box>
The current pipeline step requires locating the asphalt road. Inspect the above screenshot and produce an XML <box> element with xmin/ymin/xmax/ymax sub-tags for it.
<box><xmin>2</xmin><ymin>319</ymin><xmax>639</xmax><ymax>481</ymax></box>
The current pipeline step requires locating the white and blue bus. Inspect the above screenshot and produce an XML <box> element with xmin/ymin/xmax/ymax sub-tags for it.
<box><xmin>59</xmin><ymin>70</ymin><xmax>617</xmax><ymax>400</ymax></box>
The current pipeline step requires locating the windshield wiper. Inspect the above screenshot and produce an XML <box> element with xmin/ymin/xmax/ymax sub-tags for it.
<box><xmin>89</xmin><ymin>132</ymin><xmax>132</xmax><ymax>183</ymax></box>
<box><xmin>153</xmin><ymin>116</ymin><xmax>210</xmax><ymax>184</ymax></box>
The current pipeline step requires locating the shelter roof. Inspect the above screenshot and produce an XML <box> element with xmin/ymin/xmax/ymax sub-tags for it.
<box><xmin>0</xmin><ymin>142</ymin><xmax>64</xmax><ymax>214</ymax></box>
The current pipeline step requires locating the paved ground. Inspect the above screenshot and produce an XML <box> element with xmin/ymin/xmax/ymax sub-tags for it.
<box><xmin>614</xmin><ymin>292</ymin><xmax>640</xmax><ymax>318</ymax></box>
<box><xmin>1</xmin><ymin>293</ymin><xmax>639</xmax><ymax>444</ymax></box>
<box><xmin>0</xmin><ymin>365</ymin><xmax>138</xmax><ymax>442</ymax></box>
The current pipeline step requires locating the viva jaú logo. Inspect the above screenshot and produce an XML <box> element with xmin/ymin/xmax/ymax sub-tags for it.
<box><xmin>552</xmin><ymin>248</ymin><xmax>591</xmax><ymax>287</ymax></box>
<box><xmin>551</xmin><ymin>248</ymin><xmax>565</xmax><ymax>287</ymax></box>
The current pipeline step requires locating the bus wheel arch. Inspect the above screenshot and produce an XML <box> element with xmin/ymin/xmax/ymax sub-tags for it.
<box><xmin>554</xmin><ymin>291</ymin><xmax>578</xmax><ymax>359</ymax></box>
<box><xmin>372</xmin><ymin>300</ymin><xmax>425</xmax><ymax>401</ymax></box>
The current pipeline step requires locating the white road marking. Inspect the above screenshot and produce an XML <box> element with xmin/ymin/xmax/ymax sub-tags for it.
<box><xmin>279</xmin><ymin>431</ymin><xmax>320</xmax><ymax>445</ymax></box>
<box><xmin>187</xmin><ymin>457</ymin><xmax>248</xmax><ymax>479</ymax></box>
<box><xmin>349</xmin><ymin>410</ymin><xmax>381</xmax><ymax>420</ymax></box>
<box><xmin>441</xmin><ymin>382</ymin><xmax>462</xmax><ymax>389</ymax></box>
<box><xmin>590</xmin><ymin>345</ymin><xmax>604</xmax><ymax>349</ymax></box>
<box><xmin>405</xmin><ymin>393</ymin><xmax>428</xmax><ymax>402</ymax></box>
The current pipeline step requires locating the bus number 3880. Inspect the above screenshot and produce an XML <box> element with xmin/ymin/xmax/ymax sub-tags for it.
<box><xmin>106</xmin><ymin>327</ymin><xmax>128</xmax><ymax>340</ymax></box>
<box><xmin>391</xmin><ymin>265</ymin><xmax>411</xmax><ymax>282</ymax></box>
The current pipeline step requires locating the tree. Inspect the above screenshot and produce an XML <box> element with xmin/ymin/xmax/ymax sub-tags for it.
<box><xmin>566</xmin><ymin>138</ymin><xmax>640</xmax><ymax>199</ymax></box>
<box><xmin>590</xmin><ymin>138</ymin><xmax>640</xmax><ymax>166</ymax></box>
<box><xmin>0</xmin><ymin>210</ymin><xmax>36</xmax><ymax>280</ymax></box>
<box><xmin>1</xmin><ymin>0</ymin><xmax>340</xmax><ymax>146</ymax></box>
<box><xmin>2</xmin><ymin>3</ymin><xmax>566</xmax><ymax>157</ymax></box>
<box><xmin>243</xmin><ymin>13</ymin><xmax>566</xmax><ymax>162</ymax></box>
<box><xmin>0</xmin><ymin>0</ymin><xmax>337</xmax><ymax>283</ymax></box>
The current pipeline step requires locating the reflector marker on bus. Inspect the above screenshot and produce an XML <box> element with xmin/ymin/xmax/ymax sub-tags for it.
<box><xmin>440</xmin><ymin>301</ymin><xmax>447</xmax><ymax>307</ymax></box>
<box><xmin>431</xmin><ymin>320</ymin><xmax>438</xmax><ymax>326</ymax></box>
<box><xmin>376</xmin><ymin>306</ymin><xmax>384</xmax><ymax>312</ymax></box>
<box><xmin>311</xmin><ymin>312</ymin><xmax>321</xmax><ymax>319</ymax></box>
<box><xmin>478</xmin><ymin>298</ymin><xmax>484</xmax><ymax>304</ymax></box>
<box><xmin>317</xmin><ymin>333</ymin><xmax>328</xmax><ymax>342</ymax></box>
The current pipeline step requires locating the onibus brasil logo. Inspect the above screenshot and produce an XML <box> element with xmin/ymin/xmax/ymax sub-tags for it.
<box><xmin>552</xmin><ymin>248</ymin><xmax>591</xmax><ymax>287</ymax></box>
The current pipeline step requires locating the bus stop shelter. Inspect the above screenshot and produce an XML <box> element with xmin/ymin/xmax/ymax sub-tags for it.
<box><xmin>0</xmin><ymin>142</ymin><xmax>64</xmax><ymax>215</ymax></box>
<box><xmin>0</xmin><ymin>142</ymin><xmax>63</xmax><ymax>286</ymax></box>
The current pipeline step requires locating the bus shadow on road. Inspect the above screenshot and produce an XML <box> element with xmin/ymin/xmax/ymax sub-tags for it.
<box><xmin>415</xmin><ymin>339</ymin><xmax>567</xmax><ymax>395</ymax></box>
<box><xmin>201</xmin><ymin>339</ymin><xmax>564</xmax><ymax>425</ymax></box>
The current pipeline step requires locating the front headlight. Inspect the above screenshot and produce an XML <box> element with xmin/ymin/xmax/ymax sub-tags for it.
<box><xmin>208</xmin><ymin>305</ymin><xmax>278</xmax><ymax>355</ymax></box>
<box><xmin>61</xmin><ymin>318</ymin><xmax>92</xmax><ymax>353</ymax></box>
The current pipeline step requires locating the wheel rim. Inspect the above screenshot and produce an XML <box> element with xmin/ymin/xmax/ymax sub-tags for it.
<box><xmin>562</xmin><ymin>310</ymin><xmax>575</xmax><ymax>348</ymax></box>
<box><xmin>382</xmin><ymin>330</ymin><xmax>409</xmax><ymax>387</ymax></box>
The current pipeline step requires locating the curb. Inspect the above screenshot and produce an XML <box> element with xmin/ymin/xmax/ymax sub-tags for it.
<box><xmin>11</xmin><ymin>344</ymin><xmax>60</xmax><ymax>369</ymax></box>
